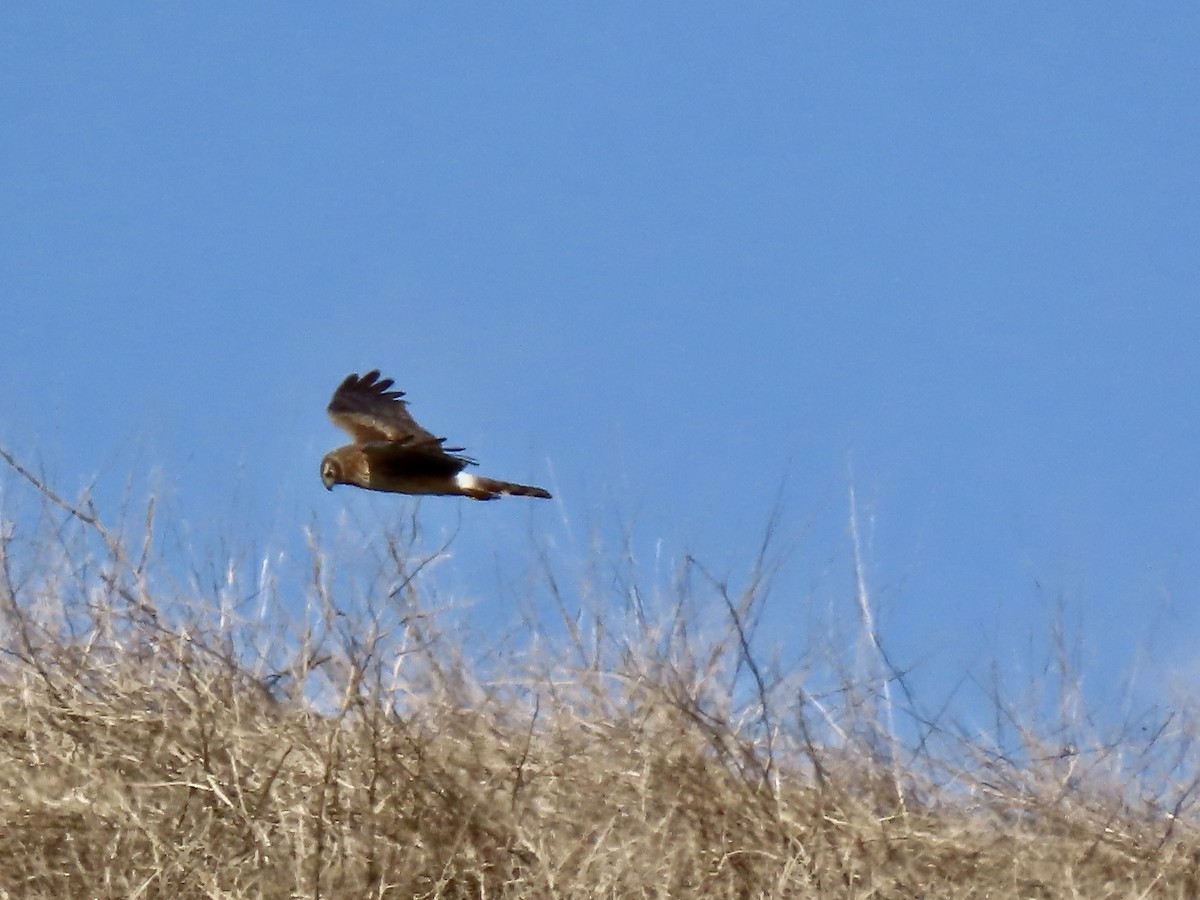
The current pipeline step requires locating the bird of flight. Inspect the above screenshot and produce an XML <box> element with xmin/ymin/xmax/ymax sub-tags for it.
<box><xmin>320</xmin><ymin>370</ymin><xmax>552</xmax><ymax>501</ymax></box>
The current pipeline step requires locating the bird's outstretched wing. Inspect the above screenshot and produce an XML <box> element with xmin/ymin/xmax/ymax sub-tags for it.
<box><xmin>327</xmin><ymin>370</ymin><xmax>475</xmax><ymax>463</ymax></box>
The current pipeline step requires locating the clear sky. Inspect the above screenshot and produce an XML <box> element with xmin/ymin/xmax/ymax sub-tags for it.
<box><xmin>2</xmin><ymin>6</ymin><xmax>1198</xmax><ymax>722</ymax></box>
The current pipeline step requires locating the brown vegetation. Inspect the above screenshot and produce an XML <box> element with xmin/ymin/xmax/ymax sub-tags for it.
<box><xmin>1</xmin><ymin>447</ymin><xmax>1198</xmax><ymax>898</ymax></box>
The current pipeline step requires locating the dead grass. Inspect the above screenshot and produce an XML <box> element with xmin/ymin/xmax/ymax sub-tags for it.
<box><xmin>1</xmin><ymin>447</ymin><xmax>1198</xmax><ymax>898</ymax></box>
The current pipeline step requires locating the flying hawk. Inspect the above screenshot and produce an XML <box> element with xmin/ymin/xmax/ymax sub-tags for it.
<box><xmin>320</xmin><ymin>370</ymin><xmax>551</xmax><ymax>501</ymax></box>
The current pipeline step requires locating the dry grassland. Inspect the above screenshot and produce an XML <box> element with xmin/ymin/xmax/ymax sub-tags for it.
<box><xmin>1</xmin><ymin>448</ymin><xmax>1197</xmax><ymax>898</ymax></box>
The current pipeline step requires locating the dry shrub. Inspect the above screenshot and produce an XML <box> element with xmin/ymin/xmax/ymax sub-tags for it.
<box><xmin>1</xmin><ymin>446</ymin><xmax>1199</xmax><ymax>898</ymax></box>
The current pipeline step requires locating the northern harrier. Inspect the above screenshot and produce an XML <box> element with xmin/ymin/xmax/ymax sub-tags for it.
<box><xmin>320</xmin><ymin>370</ymin><xmax>552</xmax><ymax>501</ymax></box>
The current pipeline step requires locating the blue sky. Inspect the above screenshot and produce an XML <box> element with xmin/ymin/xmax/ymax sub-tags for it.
<box><xmin>2</xmin><ymin>6</ymin><xmax>1198</xmax><ymax>720</ymax></box>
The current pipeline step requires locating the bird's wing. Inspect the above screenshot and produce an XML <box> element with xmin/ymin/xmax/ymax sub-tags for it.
<box><xmin>327</xmin><ymin>370</ymin><xmax>442</xmax><ymax>445</ymax></box>
<box><xmin>360</xmin><ymin>440</ymin><xmax>474</xmax><ymax>478</ymax></box>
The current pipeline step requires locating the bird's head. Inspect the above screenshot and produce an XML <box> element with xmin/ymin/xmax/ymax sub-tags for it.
<box><xmin>320</xmin><ymin>455</ymin><xmax>341</xmax><ymax>491</ymax></box>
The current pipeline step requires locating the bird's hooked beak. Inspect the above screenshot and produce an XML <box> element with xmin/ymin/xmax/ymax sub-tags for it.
<box><xmin>320</xmin><ymin>459</ymin><xmax>337</xmax><ymax>491</ymax></box>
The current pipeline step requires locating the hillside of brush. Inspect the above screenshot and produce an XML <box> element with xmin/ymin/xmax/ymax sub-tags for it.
<box><xmin>1</xmin><ymin>448</ymin><xmax>1198</xmax><ymax>899</ymax></box>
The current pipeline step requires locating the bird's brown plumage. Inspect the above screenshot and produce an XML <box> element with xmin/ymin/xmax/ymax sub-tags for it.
<box><xmin>320</xmin><ymin>370</ymin><xmax>551</xmax><ymax>501</ymax></box>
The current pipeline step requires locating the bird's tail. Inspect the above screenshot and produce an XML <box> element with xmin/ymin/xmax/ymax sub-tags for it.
<box><xmin>461</xmin><ymin>474</ymin><xmax>552</xmax><ymax>501</ymax></box>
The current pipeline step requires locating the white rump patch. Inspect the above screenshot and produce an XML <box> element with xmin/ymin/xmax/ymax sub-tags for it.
<box><xmin>454</xmin><ymin>472</ymin><xmax>480</xmax><ymax>491</ymax></box>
